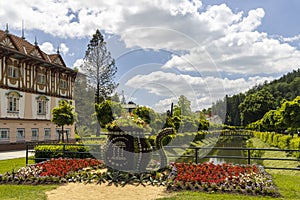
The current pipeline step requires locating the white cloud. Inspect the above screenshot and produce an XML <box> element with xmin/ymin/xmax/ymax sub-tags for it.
<box><xmin>126</xmin><ymin>71</ymin><xmax>275</xmax><ymax>111</ymax></box>
<box><xmin>59</xmin><ymin>43</ymin><xmax>69</xmax><ymax>55</ymax></box>
<box><xmin>73</xmin><ymin>58</ymin><xmax>84</xmax><ymax>70</ymax></box>
<box><xmin>2</xmin><ymin>0</ymin><xmax>300</xmax><ymax>109</ymax></box>
<box><xmin>40</xmin><ymin>42</ymin><xmax>69</xmax><ymax>56</ymax></box>
<box><xmin>39</xmin><ymin>42</ymin><xmax>55</xmax><ymax>54</ymax></box>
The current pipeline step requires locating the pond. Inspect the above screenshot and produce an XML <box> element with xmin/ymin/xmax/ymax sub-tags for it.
<box><xmin>201</xmin><ymin>136</ymin><xmax>248</xmax><ymax>164</ymax></box>
<box><xmin>171</xmin><ymin>136</ymin><xmax>249</xmax><ymax>165</ymax></box>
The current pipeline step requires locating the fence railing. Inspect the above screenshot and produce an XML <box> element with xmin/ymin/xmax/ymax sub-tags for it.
<box><xmin>26</xmin><ymin>143</ymin><xmax>300</xmax><ymax>171</ymax></box>
<box><xmin>164</xmin><ymin>146</ymin><xmax>300</xmax><ymax>171</ymax></box>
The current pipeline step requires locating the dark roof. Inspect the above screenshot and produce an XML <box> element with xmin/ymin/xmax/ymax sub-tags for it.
<box><xmin>0</xmin><ymin>29</ymin><xmax>69</xmax><ymax>69</ymax></box>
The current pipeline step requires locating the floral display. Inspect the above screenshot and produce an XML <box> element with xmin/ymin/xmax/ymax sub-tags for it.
<box><xmin>36</xmin><ymin>158</ymin><xmax>104</xmax><ymax>177</ymax></box>
<box><xmin>167</xmin><ymin>162</ymin><xmax>280</xmax><ymax>197</ymax></box>
<box><xmin>0</xmin><ymin>159</ymin><xmax>281</xmax><ymax>197</ymax></box>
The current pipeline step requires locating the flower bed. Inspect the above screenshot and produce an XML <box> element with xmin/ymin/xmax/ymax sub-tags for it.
<box><xmin>0</xmin><ymin>159</ymin><xmax>281</xmax><ymax>197</ymax></box>
<box><xmin>167</xmin><ymin>162</ymin><xmax>280</xmax><ymax>197</ymax></box>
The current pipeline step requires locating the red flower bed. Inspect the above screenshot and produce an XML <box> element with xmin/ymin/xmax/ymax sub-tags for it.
<box><xmin>172</xmin><ymin>162</ymin><xmax>258</xmax><ymax>184</ymax></box>
<box><xmin>36</xmin><ymin>158</ymin><xmax>104</xmax><ymax>177</ymax></box>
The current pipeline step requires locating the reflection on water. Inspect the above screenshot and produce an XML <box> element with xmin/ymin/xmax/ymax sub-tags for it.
<box><xmin>209</xmin><ymin>157</ymin><xmax>226</xmax><ymax>164</ymax></box>
<box><xmin>200</xmin><ymin>136</ymin><xmax>247</xmax><ymax>164</ymax></box>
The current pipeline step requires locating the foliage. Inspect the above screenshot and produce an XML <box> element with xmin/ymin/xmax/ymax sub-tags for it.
<box><xmin>132</xmin><ymin>106</ymin><xmax>156</xmax><ymax>125</ymax></box>
<box><xmin>95</xmin><ymin>100</ymin><xmax>122</xmax><ymax>128</ymax></box>
<box><xmin>173</xmin><ymin>95</ymin><xmax>192</xmax><ymax>117</ymax></box>
<box><xmin>51</xmin><ymin>100</ymin><xmax>77</xmax><ymax>142</ymax></box>
<box><xmin>212</xmin><ymin>68</ymin><xmax>300</xmax><ymax>126</ymax></box>
<box><xmin>34</xmin><ymin>144</ymin><xmax>93</xmax><ymax>162</ymax></box>
<box><xmin>81</xmin><ymin>29</ymin><xmax>118</xmax><ymax>102</ymax></box>
<box><xmin>105</xmin><ymin>113</ymin><xmax>151</xmax><ymax>132</ymax></box>
<box><xmin>239</xmin><ymin>89</ymin><xmax>276</xmax><ymax>126</ymax></box>
<box><xmin>252</xmin><ymin>131</ymin><xmax>300</xmax><ymax>158</ymax></box>
<box><xmin>247</xmin><ymin>96</ymin><xmax>300</xmax><ymax>132</ymax></box>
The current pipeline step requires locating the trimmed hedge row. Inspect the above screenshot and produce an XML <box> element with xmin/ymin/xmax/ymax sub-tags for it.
<box><xmin>34</xmin><ymin>144</ymin><xmax>94</xmax><ymax>163</ymax></box>
<box><xmin>252</xmin><ymin>131</ymin><xmax>300</xmax><ymax>158</ymax></box>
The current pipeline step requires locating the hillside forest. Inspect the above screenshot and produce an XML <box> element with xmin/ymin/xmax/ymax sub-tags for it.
<box><xmin>212</xmin><ymin>68</ymin><xmax>300</xmax><ymax>133</ymax></box>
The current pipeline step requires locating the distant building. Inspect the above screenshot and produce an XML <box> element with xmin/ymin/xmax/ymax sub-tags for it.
<box><xmin>0</xmin><ymin>28</ymin><xmax>77</xmax><ymax>147</ymax></box>
<box><xmin>122</xmin><ymin>101</ymin><xmax>137</xmax><ymax>113</ymax></box>
<box><xmin>206</xmin><ymin>115</ymin><xmax>223</xmax><ymax>124</ymax></box>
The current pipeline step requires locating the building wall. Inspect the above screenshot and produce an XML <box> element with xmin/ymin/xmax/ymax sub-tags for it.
<box><xmin>0</xmin><ymin>30</ymin><xmax>77</xmax><ymax>146</ymax></box>
<box><xmin>0</xmin><ymin>119</ymin><xmax>74</xmax><ymax>143</ymax></box>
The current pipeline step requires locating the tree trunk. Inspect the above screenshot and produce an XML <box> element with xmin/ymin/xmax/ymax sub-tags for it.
<box><xmin>66</xmin><ymin>129</ymin><xmax>69</xmax><ymax>143</ymax></box>
<box><xmin>58</xmin><ymin>131</ymin><xmax>61</xmax><ymax>143</ymax></box>
<box><xmin>62</xmin><ymin>126</ymin><xmax>65</xmax><ymax>143</ymax></box>
<box><xmin>96</xmin><ymin>123</ymin><xmax>100</xmax><ymax>137</ymax></box>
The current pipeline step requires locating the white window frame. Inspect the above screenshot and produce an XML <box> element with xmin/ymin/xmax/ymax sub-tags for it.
<box><xmin>16</xmin><ymin>128</ymin><xmax>25</xmax><ymax>141</ymax></box>
<box><xmin>44</xmin><ymin>128</ymin><xmax>51</xmax><ymax>139</ymax></box>
<box><xmin>37</xmin><ymin>100</ymin><xmax>46</xmax><ymax>115</ymax></box>
<box><xmin>0</xmin><ymin>129</ymin><xmax>9</xmax><ymax>141</ymax></box>
<box><xmin>31</xmin><ymin>128</ymin><xmax>38</xmax><ymax>140</ymax></box>
<box><xmin>7</xmin><ymin>93</ymin><xmax>20</xmax><ymax>113</ymax></box>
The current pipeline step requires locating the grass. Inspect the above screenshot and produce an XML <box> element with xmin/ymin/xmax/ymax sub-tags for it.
<box><xmin>0</xmin><ymin>158</ymin><xmax>34</xmax><ymax>174</ymax></box>
<box><xmin>0</xmin><ymin>185</ymin><xmax>57</xmax><ymax>200</ymax></box>
<box><xmin>0</xmin><ymin>158</ymin><xmax>57</xmax><ymax>200</ymax></box>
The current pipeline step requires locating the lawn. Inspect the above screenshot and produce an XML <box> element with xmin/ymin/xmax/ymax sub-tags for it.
<box><xmin>0</xmin><ymin>158</ymin><xmax>57</xmax><ymax>200</ymax></box>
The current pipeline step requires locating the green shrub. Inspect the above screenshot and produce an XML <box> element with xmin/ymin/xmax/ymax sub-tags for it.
<box><xmin>289</xmin><ymin>137</ymin><xmax>300</xmax><ymax>158</ymax></box>
<box><xmin>34</xmin><ymin>144</ymin><xmax>93</xmax><ymax>163</ymax></box>
<box><xmin>278</xmin><ymin>135</ymin><xmax>292</xmax><ymax>149</ymax></box>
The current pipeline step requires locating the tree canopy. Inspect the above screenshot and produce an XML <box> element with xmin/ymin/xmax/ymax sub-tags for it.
<box><xmin>81</xmin><ymin>29</ymin><xmax>118</xmax><ymax>103</ymax></box>
<box><xmin>51</xmin><ymin>100</ymin><xmax>77</xmax><ymax>142</ymax></box>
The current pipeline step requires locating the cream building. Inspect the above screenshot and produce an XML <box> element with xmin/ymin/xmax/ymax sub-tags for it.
<box><xmin>0</xmin><ymin>28</ymin><xmax>77</xmax><ymax>145</ymax></box>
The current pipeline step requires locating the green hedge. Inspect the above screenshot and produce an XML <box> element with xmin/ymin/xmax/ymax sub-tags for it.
<box><xmin>252</xmin><ymin>131</ymin><xmax>300</xmax><ymax>158</ymax></box>
<box><xmin>34</xmin><ymin>144</ymin><xmax>94</xmax><ymax>163</ymax></box>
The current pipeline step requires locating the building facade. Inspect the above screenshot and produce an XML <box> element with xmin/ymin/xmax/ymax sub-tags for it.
<box><xmin>0</xmin><ymin>28</ymin><xmax>77</xmax><ymax>146</ymax></box>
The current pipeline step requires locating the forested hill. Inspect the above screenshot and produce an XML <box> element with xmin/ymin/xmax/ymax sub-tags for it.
<box><xmin>212</xmin><ymin>68</ymin><xmax>300</xmax><ymax>126</ymax></box>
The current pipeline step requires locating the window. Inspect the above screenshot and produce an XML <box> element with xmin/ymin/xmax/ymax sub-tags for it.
<box><xmin>60</xmin><ymin>79</ymin><xmax>67</xmax><ymax>89</ymax></box>
<box><xmin>0</xmin><ymin>129</ymin><xmax>9</xmax><ymax>141</ymax></box>
<box><xmin>56</xmin><ymin>129</ymin><xmax>60</xmax><ymax>139</ymax></box>
<box><xmin>6</xmin><ymin>92</ymin><xmax>21</xmax><ymax>113</ymax></box>
<box><xmin>31</xmin><ymin>129</ymin><xmax>38</xmax><ymax>140</ymax></box>
<box><xmin>36</xmin><ymin>96</ymin><xmax>48</xmax><ymax>115</ymax></box>
<box><xmin>17</xmin><ymin>128</ymin><xmax>25</xmax><ymax>140</ymax></box>
<box><xmin>44</xmin><ymin>128</ymin><xmax>51</xmax><ymax>139</ymax></box>
<box><xmin>7</xmin><ymin>65</ymin><xmax>18</xmax><ymax>78</ymax></box>
<box><xmin>37</xmin><ymin>73</ymin><xmax>46</xmax><ymax>84</ymax></box>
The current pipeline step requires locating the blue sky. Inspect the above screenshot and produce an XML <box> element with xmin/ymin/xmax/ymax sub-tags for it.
<box><xmin>1</xmin><ymin>0</ymin><xmax>300</xmax><ymax>112</ymax></box>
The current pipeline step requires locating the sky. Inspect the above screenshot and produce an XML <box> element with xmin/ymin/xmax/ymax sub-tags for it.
<box><xmin>1</xmin><ymin>0</ymin><xmax>300</xmax><ymax>113</ymax></box>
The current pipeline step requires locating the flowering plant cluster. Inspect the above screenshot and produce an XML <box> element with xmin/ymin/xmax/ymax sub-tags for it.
<box><xmin>36</xmin><ymin>158</ymin><xmax>104</xmax><ymax>177</ymax></box>
<box><xmin>0</xmin><ymin>158</ymin><xmax>281</xmax><ymax>197</ymax></box>
<box><xmin>0</xmin><ymin>158</ymin><xmax>105</xmax><ymax>184</ymax></box>
<box><xmin>167</xmin><ymin>162</ymin><xmax>280</xmax><ymax>197</ymax></box>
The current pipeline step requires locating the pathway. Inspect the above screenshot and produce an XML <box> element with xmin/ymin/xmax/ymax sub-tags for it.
<box><xmin>0</xmin><ymin>150</ymin><xmax>27</xmax><ymax>160</ymax></box>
